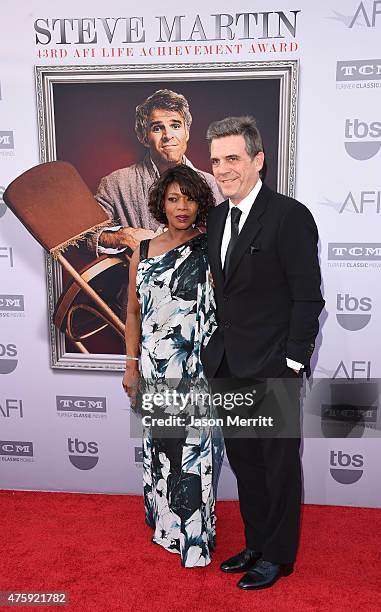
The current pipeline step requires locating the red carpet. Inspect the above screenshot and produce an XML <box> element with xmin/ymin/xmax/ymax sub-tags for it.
<box><xmin>1</xmin><ymin>491</ymin><xmax>380</xmax><ymax>611</ymax></box>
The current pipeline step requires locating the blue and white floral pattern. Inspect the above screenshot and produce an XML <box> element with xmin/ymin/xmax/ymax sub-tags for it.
<box><xmin>136</xmin><ymin>234</ymin><xmax>223</xmax><ymax>567</ymax></box>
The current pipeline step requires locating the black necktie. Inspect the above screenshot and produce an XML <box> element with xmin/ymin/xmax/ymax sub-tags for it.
<box><xmin>224</xmin><ymin>207</ymin><xmax>242</xmax><ymax>277</ymax></box>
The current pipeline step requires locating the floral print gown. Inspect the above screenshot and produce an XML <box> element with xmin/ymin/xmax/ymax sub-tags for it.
<box><xmin>136</xmin><ymin>234</ymin><xmax>223</xmax><ymax>567</ymax></box>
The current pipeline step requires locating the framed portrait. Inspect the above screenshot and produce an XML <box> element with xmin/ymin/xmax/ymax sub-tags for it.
<box><xmin>35</xmin><ymin>60</ymin><xmax>298</xmax><ymax>371</ymax></box>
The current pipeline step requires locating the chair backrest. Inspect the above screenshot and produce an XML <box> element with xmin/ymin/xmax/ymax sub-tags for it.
<box><xmin>3</xmin><ymin>161</ymin><xmax>110</xmax><ymax>255</ymax></box>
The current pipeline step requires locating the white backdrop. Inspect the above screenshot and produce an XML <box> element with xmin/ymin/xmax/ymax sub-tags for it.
<box><xmin>1</xmin><ymin>0</ymin><xmax>380</xmax><ymax>507</ymax></box>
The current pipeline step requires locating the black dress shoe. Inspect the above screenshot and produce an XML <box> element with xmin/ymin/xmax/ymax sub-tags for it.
<box><xmin>220</xmin><ymin>548</ymin><xmax>261</xmax><ymax>573</ymax></box>
<box><xmin>237</xmin><ymin>559</ymin><xmax>293</xmax><ymax>590</ymax></box>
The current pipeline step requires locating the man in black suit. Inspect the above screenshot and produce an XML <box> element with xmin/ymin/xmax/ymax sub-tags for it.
<box><xmin>202</xmin><ymin>117</ymin><xmax>324</xmax><ymax>590</ymax></box>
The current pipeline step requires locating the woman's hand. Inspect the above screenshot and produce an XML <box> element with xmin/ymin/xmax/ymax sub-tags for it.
<box><xmin>122</xmin><ymin>364</ymin><xmax>140</xmax><ymax>408</ymax></box>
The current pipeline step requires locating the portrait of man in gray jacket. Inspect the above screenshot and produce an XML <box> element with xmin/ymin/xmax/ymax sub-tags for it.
<box><xmin>92</xmin><ymin>89</ymin><xmax>222</xmax><ymax>256</ymax></box>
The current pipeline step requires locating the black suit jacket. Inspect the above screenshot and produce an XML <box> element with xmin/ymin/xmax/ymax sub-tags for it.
<box><xmin>201</xmin><ymin>183</ymin><xmax>325</xmax><ymax>379</ymax></box>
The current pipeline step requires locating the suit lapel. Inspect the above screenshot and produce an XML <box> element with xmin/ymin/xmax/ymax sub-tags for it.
<box><xmin>208</xmin><ymin>200</ymin><xmax>229</xmax><ymax>288</ymax></box>
<box><xmin>224</xmin><ymin>184</ymin><xmax>272</xmax><ymax>285</ymax></box>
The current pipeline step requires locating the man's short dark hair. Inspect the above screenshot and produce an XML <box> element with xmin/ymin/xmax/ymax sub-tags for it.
<box><xmin>148</xmin><ymin>165</ymin><xmax>215</xmax><ymax>226</ymax></box>
<box><xmin>135</xmin><ymin>89</ymin><xmax>192</xmax><ymax>146</ymax></box>
<box><xmin>206</xmin><ymin>116</ymin><xmax>263</xmax><ymax>159</ymax></box>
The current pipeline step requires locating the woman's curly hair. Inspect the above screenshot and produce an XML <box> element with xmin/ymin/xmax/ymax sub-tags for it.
<box><xmin>148</xmin><ymin>164</ymin><xmax>215</xmax><ymax>226</ymax></box>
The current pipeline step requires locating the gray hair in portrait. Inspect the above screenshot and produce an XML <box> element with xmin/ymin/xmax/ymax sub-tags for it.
<box><xmin>206</xmin><ymin>115</ymin><xmax>264</xmax><ymax>159</ymax></box>
<box><xmin>135</xmin><ymin>89</ymin><xmax>193</xmax><ymax>145</ymax></box>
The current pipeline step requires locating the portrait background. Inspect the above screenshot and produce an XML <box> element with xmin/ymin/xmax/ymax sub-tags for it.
<box><xmin>53</xmin><ymin>79</ymin><xmax>280</xmax><ymax>194</ymax></box>
<box><xmin>39</xmin><ymin>64</ymin><xmax>293</xmax><ymax>366</ymax></box>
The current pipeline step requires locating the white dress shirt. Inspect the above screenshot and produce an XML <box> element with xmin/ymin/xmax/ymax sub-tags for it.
<box><xmin>220</xmin><ymin>179</ymin><xmax>263</xmax><ymax>268</ymax></box>
<box><xmin>219</xmin><ymin>178</ymin><xmax>303</xmax><ymax>373</ymax></box>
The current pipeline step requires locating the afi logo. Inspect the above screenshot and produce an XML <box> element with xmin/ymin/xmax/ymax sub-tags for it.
<box><xmin>333</xmin><ymin>360</ymin><xmax>371</xmax><ymax>380</ymax></box>
<box><xmin>319</xmin><ymin>191</ymin><xmax>381</xmax><ymax>213</ymax></box>
<box><xmin>340</xmin><ymin>191</ymin><xmax>381</xmax><ymax>214</ymax></box>
<box><xmin>336</xmin><ymin>294</ymin><xmax>372</xmax><ymax>330</ymax></box>
<box><xmin>330</xmin><ymin>450</ymin><xmax>364</xmax><ymax>484</ymax></box>
<box><xmin>68</xmin><ymin>437</ymin><xmax>99</xmax><ymax>470</ymax></box>
<box><xmin>344</xmin><ymin>119</ymin><xmax>381</xmax><ymax>160</ymax></box>
<box><xmin>349</xmin><ymin>1</ymin><xmax>381</xmax><ymax>27</ymax></box>
<box><xmin>0</xmin><ymin>343</ymin><xmax>18</xmax><ymax>374</ymax></box>
<box><xmin>0</xmin><ymin>399</ymin><xmax>23</xmax><ymax>418</ymax></box>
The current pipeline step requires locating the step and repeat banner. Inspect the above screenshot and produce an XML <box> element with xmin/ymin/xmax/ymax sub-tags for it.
<box><xmin>1</xmin><ymin>1</ymin><xmax>380</xmax><ymax>507</ymax></box>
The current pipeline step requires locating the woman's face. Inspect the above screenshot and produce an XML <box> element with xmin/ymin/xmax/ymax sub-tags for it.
<box><xmin>163</xmin><ymin>182</ymin><xmax>199</xmax><ymax>230</ymax></box>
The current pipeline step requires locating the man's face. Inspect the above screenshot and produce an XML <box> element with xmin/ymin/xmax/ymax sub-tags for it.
<box><xmin>210</xmin><ymin>134</ymin><xmax>264</xmax><ymax>205</ymax></box>
<box><xmin>146</xmin><ymin>109</ymin><xmax>189</xmax><ymax>167</ymax></box>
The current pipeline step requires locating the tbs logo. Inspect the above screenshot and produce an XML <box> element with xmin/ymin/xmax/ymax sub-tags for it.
<box><xmin>68</xmin><ymin>437</ymin><xmax>99</xmax><ymax>470</ymax></box>
<box><xmin>336</xmin><ymin>294</ymin><xmax>372</xmax><ymax>330</ymax></box>
<box><xmin>0</xmin><ymin>343</ymin><xmax>18</xmax><ymax>374</ymax></box>
<box><xmin>344</xmin><ymin>119</ymin><xmax>381</xmax><ymax>160</ymax></box>
<box><xmin>330</xmin><ymin>450</ymin><xmax>364</xmax><ymax>484</ymax></box>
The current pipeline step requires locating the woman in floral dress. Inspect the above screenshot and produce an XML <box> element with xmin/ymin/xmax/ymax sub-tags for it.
<box><xmin>123</xmin><ymin>165</ymin><xmax>223</xmax><ymax>568</ymax></box>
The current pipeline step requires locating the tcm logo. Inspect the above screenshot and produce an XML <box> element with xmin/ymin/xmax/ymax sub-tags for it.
<box><xmin>336</xmin><ymin>294</ymin><xmax>372</xmax><ymax>330</ymax></box>
<box><xmin>344</xmin><ymin>119</ymin><xmax>381</xmax><ymax>160</ymax></box>
<box><xmin>0</xmin><ymin>186</ymin><xmax>6</xmax><ymax>218</ymax></box>
<box><xmin>135</xmin><ymin>447</ymin><xmax>143</xmax><ymax>463</ymax></box>
<box><xmin>321</xmin><ymin>381</ymin><xmax>378</xmax><ymax>427</ymax></box>
<box><xmin>337</xmin><ymin>59</ymin><xmax>381</xmax><ymax>81</ymax></box>
<box><xmin>322</xmin><ymin>405</ymin><xmax>377</xmax><ymax>424</ymax></box>
<box><xmin>0</xmin><ymin>295</ymin><xmax>25</xmax><ymax>318</ymax></box>
<box><xmin>0</xmin><ymin>343</ymin><xmax>18</xmax><ymax>374</ymax></box>
<box><xmin>0</xmin><ymin>399</ymin><xmax>23</xmax><ymax>418</ymax></box>
<box><xmin>333</xmin><ymin>360</ymin><xmax>371</xmax><ymax>380</ymax></box>
<box><xmin>0</xmin><ymin>295</ymin><xmax>24</xmax><ymax>311</ymax></box>
<box><xmin>57</xmin><ymin>396</ymin><xmax>106</xmax><ymax>417</ymax></box>
<box><xmin>330</xmin><ymin>450</ymin><xmax>364</xmax><ymax>484</ymax></box>
<box><xmin>0</xmin><ymin>131</ymin><xmax>14</xmax><ymax>149</ymax></box>
<box><xmin>68</xmin><ymin>437</ymin><xmax>99</xmax><ymax>470</ymax></box>
<box><xmin>328</xmin><ymin>243</ymin><xmax>381</xmax><ymax>260</ymax></box>
<box><xmin>0</xmin><ymin>247</ymin><xmax>14</xmax><ymax>267</ymax></box>
<box><xmin>0</xmin><ymin>440</ymin><xmax>33</xmax><ymax>457</ymax></box>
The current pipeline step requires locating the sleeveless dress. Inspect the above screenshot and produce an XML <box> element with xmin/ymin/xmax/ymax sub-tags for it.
<box><xmin>136</xmin><ymin>233</ymin><xmax>223</xmax><ymax>567</ymax></box>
